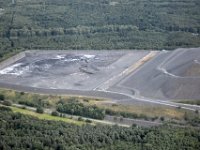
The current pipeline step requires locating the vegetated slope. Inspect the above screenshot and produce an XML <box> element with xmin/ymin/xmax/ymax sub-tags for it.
<box><xmin>0</xmin><ymin>0</ymin><xmax>199</xmax><ymax>55</ymax></box>
<box><xmin>0</xmin><ymin>107</ymin><xmax>200</xmax><ymax>150</ymax></box>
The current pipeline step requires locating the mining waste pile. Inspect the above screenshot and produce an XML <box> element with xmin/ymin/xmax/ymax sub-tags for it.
<box><xmin>0</xmin><ymin>50</ymin><xmax>148</xmax><ymax>93</ymax></box>
<box><xmin>0</xmin><ymin>53</ymin><xmax>119</xmax><ymax>76</ymax></box>
<box><xmin>0</xmin><ymin>48</ymin><xmax>199</xmax><ymax>103</ymax></box>
<box><xmin>119</xmin><ymin>48</ymin><xmax>200</xmax><ymax>100</ymax></box>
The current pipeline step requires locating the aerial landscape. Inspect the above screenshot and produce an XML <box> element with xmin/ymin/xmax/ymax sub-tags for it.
<box><xmin>0</xmin><ymin>0</ymin><xmax>200</xmax><ymax>149</ymax></box>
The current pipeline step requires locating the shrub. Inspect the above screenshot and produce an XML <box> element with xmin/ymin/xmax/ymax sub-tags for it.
<box><xmin>59</xmin><ymin>113</ymin><xmax>63</xmax><ymax>117</ymax></box>
<box><xmin>78</xmin><ymin>117</ymin><xmax>84</xmax><ymax>121</ymax></box>
<box><xmin>36</xmin><ymin>107</ymin><xmax>44</xmax><ymax>114</ymax></box>
<box><xmin>0</xmin><ymin>106</ymin><xmax>12</xmax><ymax>111</ymax></box>
<box><xmin>120</xmin><ymin>117</ymin><xmax>123</xmax><ymax>122</ymax></box>
<box><xmin>51</xmin><ymin>111</ymin><xmax>59</xmax><ymax>116</ymax></box>
<box><xmin>18</xmin><ymin>100</ymin><xmax>36</xmax><ymax>107</ymax></box>
<box><xmin>0</xmin><ymin>94</ymin><xmax>5</xmax><ymax>101</ymax></box>
<box><xmin>113</xmin><ymin>116</ymin><xmax>117</xmax><ymax>121</ymax></box>
<box><xmin>2</xmin><ymin>100</ymin><xmax>12</xmax><ymax>106</ymax></box>
<box><xmin>21</xmin><ymin>106</ymin><xmax>26</xmax><ymax>109</ymax></box>
<box><xmin>195</xmin><ymin>110</ymin><xmax>199</xmax><ymax>114</ymax></box>
<box><xmin>85</xmin><ymin>119</ymin><xmax>92</xmax><ymax>123</ymax></box>
<box><xmin>151</xmin><ymin>116</ymin><xmax>159</xmax><ymax>121</ymax></box>
<box><xmin>83</xmin><ymin>99</ymin><xmax>89</xmax><ymax>102</ymax></box>
<box><xmin>20</xmin><ymin>92</ymin><xmax>25</xmax><ymax>95</ymax></box>
<box><xmin>131</xmin><ymin>124</ymin><xmax>137</xmax><ymax>128</ymax></box>
<box><xmin>160</xmin><ymin>116</ymin><xmax>165</xmax><ymax>121</ymax></box>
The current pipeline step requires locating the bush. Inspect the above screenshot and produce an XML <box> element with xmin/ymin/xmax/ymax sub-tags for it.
<box><xmin>120</xmin><ymin>117</ymin><xmax>123</xmax><ymax>122</ymax></box>
<box><xmin>195</xmin><ymin>110</ymin><xmax>199</xmax><ymax>114</ymax></box>
<box><xmin>151</xmin><ymin>116</ymin><xmax>159</xmax><ymax>121</ymax></box>
<box><xmin>36</xmin><ymin>107</ymin><xmax>44</xmax><ymax>114</ymax></box>
<box><xmin>113</xmin><ymin>116</ymin><xmax>117</xmax><ymax>121</ymax></box>
<box><xmin>78</xmin><ymin>117</ymin><xmax>84</xmax><ymax>121</ymax></box>
<box><xmin>83</xmin><ymin>99</ymin><xmax>89</xmax><ymax>102</ymax></box>
<box><xmin>0</xmin><ymin>106</ymin><xmax>12</xmax><ymax>111</ymax></box>
<box><xmin>2</xmin><ymin>100</ymin><xmax>12</xmax><ymax>106</ymax></box>
<box><xmin>20</xmin><ymin>92</ymin><xmax>25</xmax><ymax>95</ymax></box>
<box><xmin>85</xmin><ymin>119</ymin><xmax>92</xmax><ymax>123</ymax></box>
<box><xmin>160</xmin><ymin>116</ymin><xmax>165</xmax><ymax>121</ymax></box>
<box><xmin>59</xmin><ymin>113</ymin><xmax>64</xmax><ymax>117</ymax></box>
<box><xmin>51</xmin><ymin>111</ymin><xmax>59</xmax><ymax>116</ymax></box>
<box><xmin>21</xmin><ymin>106</ymin><xmax>26</xmax><ymax>109</ymax></box>
<box><xmin>131</xmin><ymin>124</ymin><xmax>137</xmax><ymax>128</ymax></box>
<box><xmin>0</xmin><ymin>94</ymin><xmax>5</xmax><ymax>101</ymax></box>
<box><xmin>18</xmin><ymin>100</ymin><xmax>36</xmax><ymax>107</ymax></box>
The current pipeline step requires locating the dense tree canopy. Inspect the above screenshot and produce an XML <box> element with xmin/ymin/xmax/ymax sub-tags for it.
<box><xmin>0</xmin><ymin>106</ymin><xmax>200</xmax><ymax>150</ymax></box>
<box><xmin>57</xmin><ymin>101</ymin><xmax>105</xmax><ymax>119</ymax></box>
<box><xmin>0</xmin><ymin>0</ymin><xmax>199</xmax><ymax>56</ymax></box>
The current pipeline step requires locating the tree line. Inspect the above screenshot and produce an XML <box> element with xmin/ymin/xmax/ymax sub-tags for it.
<box><xmin>0</xmin><ymin>0</ymin><xmax>199</xmax><ymax>55</ymax></box>
<box><xmin>56</xmin><ymin>101</ymin><xmax>105</xmax><ymax>120</ymax></box>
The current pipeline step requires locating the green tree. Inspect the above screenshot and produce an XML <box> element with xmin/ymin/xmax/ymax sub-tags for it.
<box><xmin>36</xmin><ymin>107</ymin><xmax>44</xmax><ymax>114</ymax></box>
<box><xmin>51</xmin><ymin>111</ymin><xmax>59</xmax><ymax>116</ymax></box>
<box><xmin>2</xmin><ymin>100</ymin><xmax>12</xmax><ymax>106</ymax></box>
<box><xmin>0</xmin><ymin>94</ymin><xmax>5</xmax><ymax>101</ymax></box>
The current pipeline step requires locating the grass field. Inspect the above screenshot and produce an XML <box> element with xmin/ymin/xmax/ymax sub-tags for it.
<box><xmin>86</xmin><ymin>100</ymin><xmax>194</xmax><ymax>120</ymax></box>
<box><xmin>175</xmin><ymin>100</ymin><xmax>200</xmax><ymax>106</ymax></box>
<box><xmin>0</xmin><ymin>88</ymin><xmax>103</xmax><ymax>108</ymax></box>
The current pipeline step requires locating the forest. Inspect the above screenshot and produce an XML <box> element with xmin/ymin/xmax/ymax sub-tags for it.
<box><xmin>0</xmin><ymin>106</ymin><xmax>200</xmax><ymax>150</ymax></box>
<box><xmin>0</xmin><ymin>0</ymin><xmax>200</xmax><ymax>59</ymax></box>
